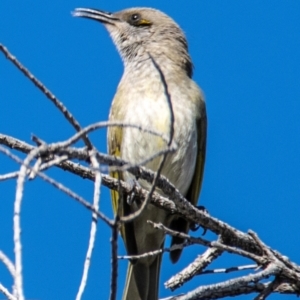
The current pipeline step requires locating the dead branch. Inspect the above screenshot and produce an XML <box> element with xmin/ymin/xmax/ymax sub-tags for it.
<box><xmin>1</xmin><ymin>42</ymin><xmax>299</xmax><ymax>300</ymax></box>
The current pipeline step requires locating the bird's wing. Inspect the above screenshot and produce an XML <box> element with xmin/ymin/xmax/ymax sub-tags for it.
<box><xmin>170</xmin><ymin>102</ymin><xmax>207</xmax><ymax>263</ymax></box>
<box><xmin>186</xmin><ymin>102</ymin><xmax>207</xmax><ymax>206</ymax></box>
<box><xmin>108</xmin><ymin>108</ymin><xmax>139</xmax><ymax>257</ymax></box>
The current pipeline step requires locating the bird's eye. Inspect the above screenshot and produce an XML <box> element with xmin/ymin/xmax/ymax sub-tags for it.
<box><xmin>127</xmin><ymin>13</ymin><xmax>151</xmax><ymax>26</ymax></box>
<box><xmin>130</xmin><ymin>13</ymin><xmax>140</xmax><ymax>22</ymax></box>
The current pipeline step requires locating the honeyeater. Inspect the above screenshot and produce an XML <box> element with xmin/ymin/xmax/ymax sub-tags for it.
<box><xmin>73</xmin><ymin>7</ymin><xmax>207</xmax><ymax>300</ymax></box>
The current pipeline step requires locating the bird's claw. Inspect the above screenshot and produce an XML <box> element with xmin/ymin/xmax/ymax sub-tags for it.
<box><xmin>190</xmin><ymin>205</ymin><xmax>209</xmax><ymax>235</ymax></box>
<box><xmin>126</xmin><ymin>178</ymin><xmax>140</xmax><ymax>205</ymax></box>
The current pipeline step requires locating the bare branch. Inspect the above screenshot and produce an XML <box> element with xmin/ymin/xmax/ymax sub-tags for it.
<box><xmin>254</xmin><ymin>276</ymin><xmax>281</xmax><ymax>300</ymax></box>
<box><xmin>165</xmin><ymin>246</ymin><xmax>222</xmax><ymax>290</ymax></box>
<box><xmin>198</xmin><ymin>264</ymin><xmax>257</xmax><ymax>275</ymax></box>
<box><xmin>110</xmin><ymin>219</ymin><xmax>119</xmax><ymax>300</ymax></box>
<box><xmin>210</xmin><ymin>240</ymin><xmax>264</xmax><ymax>264</ymax></box>
<box><xmin>0</xmin><ymin>43</ymin><xmax>93</xmax><ymax>149</ymax></box>
<box><xmin>0</xmin><ymin>146</ymin><xmax>113</xmax><ymax>227</ymax></box>
<box><xmin>0</xmin><ymin>283</ymin><xmax>17</xmax><ymax>300</ymax></box>
<box><xmin>175</xmin><ymin>263</ymin><xmax>279</xmax><ymax>300</ymax></box>
<box><xmin>148</xmin><ymin>221</ymin><xmax>211</xmax><ymax>247</ymax></box>
<box><xmin>0</xmin><ymin>251</ymin><xmax>16</xmax><ymax>277</ymax></box>
<box><xmin>76</xmin><ymin>150</ymin><xmax>102</xmax><ymax>300</ymax></box>
<box><xmin>0</xmin><ymin>171</ymin><xmax>19</xmax><ymax>181</ymax></box>
<box><xmin>118</xmin><ymin>241</ymin><xmax>192</xmax><ymax>261</ymax></box>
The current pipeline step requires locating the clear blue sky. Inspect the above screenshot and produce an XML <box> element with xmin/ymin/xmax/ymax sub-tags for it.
<box><xmin>1</xmin><ymin>1</ymin><xmax>300</xmax><ymax>299</ymax></box>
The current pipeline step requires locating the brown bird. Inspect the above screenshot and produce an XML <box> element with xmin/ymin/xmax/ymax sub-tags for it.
<box><xmin>73</xmin><ymin>7</ymin><xmax>207</xmax><ymax>300</ymax></box>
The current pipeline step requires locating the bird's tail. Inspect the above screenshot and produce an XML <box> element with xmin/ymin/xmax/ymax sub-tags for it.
<box><xmin>122</xmin><ymin>254</ymin><xmax>162</xmax><ymax>300</ymax></box>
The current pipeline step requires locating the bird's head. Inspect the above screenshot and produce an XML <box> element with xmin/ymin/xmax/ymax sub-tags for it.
<box><xmin>73</xmin><ymin>7</ymin><xmax>193</xmax><ymax>76</ymax></box>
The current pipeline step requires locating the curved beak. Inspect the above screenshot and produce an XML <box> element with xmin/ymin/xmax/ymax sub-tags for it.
<box><xmin>72</xmin><ymin>8</ymin><xmax>120</xmax><ymax>25</ymax></box>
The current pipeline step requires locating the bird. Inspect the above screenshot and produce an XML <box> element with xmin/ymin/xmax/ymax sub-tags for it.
<box><xmin>73</xmin><ymin>7</ymin><xmax>207</xmax><ymax>300</ymax></box>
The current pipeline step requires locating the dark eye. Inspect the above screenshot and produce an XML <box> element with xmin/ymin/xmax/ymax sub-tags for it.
<box><xmin>127</xmin><ymin>12</ymin><xmax>151</xmax><ymax>26</ymax></box>
<box><xmin>130</xmin><ymin>13</ymin><xmax>140</xmax><ymax>22</ymax></box>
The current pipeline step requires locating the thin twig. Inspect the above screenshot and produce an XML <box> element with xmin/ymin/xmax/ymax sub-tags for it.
<box><xmin>0</xmin><ymin>43</ymin><xmax>93</xmax><ymax>149</ymax></box>
<box><xmin>210</xmin><ymin>241</ymin><xmax>264</xmax><ymax>264</ymax></box>
<box><xmin>76</xmin><ymin>150</ymin><xmax>101</xmax><ymax>300</ymax></box>
<box><xmin>248</xmin><ymin>231</ymin><xmax>300</xmax><ymax>282</ymax></box>
<box><xmin>0</xmin><ymin>146</ymin><xmax>112</xmax><ymax>226</ymax></box>
<box><xmin>176</xmin><ymin>263</ymin><xmax>279</xmax><ymax>300</ymax></box>
<box><xmin>1</xmin><ymin>133</ymin><xmax>264</xmax><ymax>256</ymax></box>
<box><xmin>13</xmin><ymin>146</ymin><xmax>39</xmax><ymax>300</ymax></box>
<box><xmin>0</xmin><ymin>251</ymin><xmax>16</xmax><ymax>277</ymax></box>
<box><xmin>118</xmin><ymin>241</ymin><xmax>192</xmax><ymax>261</ymax></box>
<box><xmin>0</xmin><ymin>171</ymin><xmax>19</xmax><ymax>181</ymax></box>
<box><xmin>110</xmin><ymin>218</ymin><xmax>119</xmax><ymax>300</ymax></box>
<box><xmin>29</xmin><ymin>155</ymin><xmax>68</xmax><ymax>179</ymax></box>
<box><xmin>254</xmin><ymin>276</ymin><xmax>281</xmax><ymax>300</ymax></box>
<box><xmin>0</xmin><ymin>120</ymin><xmax>169</xmax><ymax>161</ymax></box>
<box><xmin>148</xmin><ymin>221</ymin><xmax>211</xmax><ymax>247</ymax></box>
<box><xmin>165</xmin><ymin>246</ymin><xmax>222</xmax><ymax>290</ymax></box>
<box><xmin>0</xmin><ymin>138</ymin><xmax>179</xmax><ymax>219</ymax></box>
<box><xmin>114</xmin><ymin>146</ymin><xmax>177</xmax><ymax>173</ymax></box>
<box><xmin>120</xmin><ymin>54</ymin><xmax>175</xmax><ymax>223</ymax></box>
<box><xmin>148</xmin><ymin>53</ymin><xmax>175</xmax><ymax>142</ymax></box>
<box><xmin>197</xmin><ymin>264</ymin><xmax>257</xmax><ymax>275</ymax></box>
<box><xmin>0</xmin><ymin>283</ymin><xmax>17</xmax><ymax>300</ymax></box>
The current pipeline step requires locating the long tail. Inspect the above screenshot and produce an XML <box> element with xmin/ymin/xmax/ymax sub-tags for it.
<box><xmin>122</xmin><ymin>254</ymin><xmax>162</xmax><ymax>300</ymax></box>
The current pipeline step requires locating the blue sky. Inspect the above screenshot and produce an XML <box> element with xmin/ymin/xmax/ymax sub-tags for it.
<box><xmin>1</xmin><ymin>1</ymin><xmax>300</xmax><ymax>299</ymax></box>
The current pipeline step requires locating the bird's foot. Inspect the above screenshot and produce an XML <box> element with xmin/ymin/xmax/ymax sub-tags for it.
<box><xmin>190</xmin><ymin>205</ymin><xmax>209</xmax><ymax>235</ymax></box>
<box><xmin>126</xmin><ymin>178</ymin><xmax>140</xmax><ymax>205</ymax></box>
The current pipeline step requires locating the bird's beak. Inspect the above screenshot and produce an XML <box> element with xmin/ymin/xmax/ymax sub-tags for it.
<box><xmin>72</xmin><ymin>8</ymin><xmax>120</xmax><ymax>25</ymax></box>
